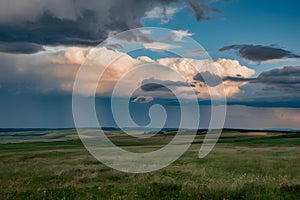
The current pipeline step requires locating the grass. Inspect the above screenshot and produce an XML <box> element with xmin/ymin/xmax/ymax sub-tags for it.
<box><xmin>0</xmin><ymin>130</ymin><xmax>300</xmax><ymax>199</ymax></box>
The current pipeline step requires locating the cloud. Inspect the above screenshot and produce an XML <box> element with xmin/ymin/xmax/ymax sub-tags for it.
<box><xmin>256</xmin><ymin>66</ymin><xmax>300</xmax><ymax>85</ymax></box>
<box><xmin>0</xmin><ymin>46</ymin><xmax>255</xmax><ymax>100</ymax></box>
<box><xmin>219</xmin><ymin>44</ymin><xmax>300</xmax><ymax>62</ymax></box>
<box><xmin>2</xmin><ymin>47</ymin><xmax>300</xmax><ymax>108</ymax></box>
<box><xmin>141</xmin><ymin>78</ymin><xmax>192</xmax><ymax>91</ymax></box>
<box><xmin>148</xmin><ymin>57</ymin><xmax>255</xmax><ymax>98</ymax></box>
<box><xmin>261</xmin><ymin>58</ymin><xmax>300</xmax><ymax>64</ymax></box>
<box><xmin>183</xmin><ymin>49</ymin><xmax>209</xmax><ymax>58</ymax></box>
<box><xmin>0</xmin><ymin>0</ymin><xmax>222</xmax><ymax>54</ymax></box>
<box><xmin>53</xmin><ymin>47</ymin><xmax>91</xmax><ymax>65</ymax></box>
<box><xmin>164</xmin><ymin>30</ymin><xmax>194</xmax><ymax>42</ymax></box>
<box><xmin>0</xmin><ymin>42</ymin><xmax>45</xmax><ymax>54</ymax></box>
<box><xmin>207</xmin><ymin>65</ymin><xmax>300</xmax><ymax>87</ymax></box>
<box><xmin>143</xmin><ymin>42</ymin><xmax>181</xmax><ymax>51</ymax></box>
<box><xmin>193</xmin><ymin>71</ymin><xmax>255</xmax><ymax>87</ymax></box>
<box><xmin>228</xmin><ymin>66</ymin><xmax>300</xmax><ymax>107</ymax></box>
<box><xmin>110</xmin><ymin>29</ymin><xmax>154</xmax><ymax>43</ymax></box>
<box><xmin>107</xmin><ymin>29</ymin><xmax>187</xmax><ymax>52</ymax></box>
<box><xmin>193</xmin><ymin>71</ymin><xmax>222</xmax><ymax>87</ymax></box>
<box><xmin>141</xmin><ymin>83</ymin><xmax>171</xmax><ymax>92</ymax></box>
<box><xmin>106</xmin><ymin>29</ymin><xmax>190</xmax><ymax>52</ymax></box>
<box><xmin>186</xmin><ymin>0</ymin><xmax>221</xmax><ymax>21</ymax></box>
<box><xmin>6</xmin><ymin>46</ymin><xmax>300</xmax><ymax>108</ymax></box>
<box><xmin>0</xmin><ymin>0</ymin><xmax>178</xmax><ymax>48</ymax></box>
<box><xmin>132</xmin><ymin>96</ymin><xmax>154</xmax><ymax>103</ymax></box>
<box><xmin>222</xmin><ymin>76</ymin><xmax>255</xmax><ymax>82</ymax></box>
<box><xmin>144</xmin><ymin>6</ymin><xmax>181</xmax><ymax>24</ymax></box>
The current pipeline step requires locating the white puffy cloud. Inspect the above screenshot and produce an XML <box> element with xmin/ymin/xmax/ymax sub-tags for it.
<box><xmin>156</xmin><ymin>57</ymin><xmax>255</xmax><ymax>98</ymax></box>
<box><xmin>143</xmin><ymin>42</ymin><xmax>181</xmax><ymax>51</ymax></box>
<box><xmin>55</xmin><ymin>47</ymin><xmax>255</xmax><ymax>98</ymax></box>
<box><xmin>144</xmin><ymin>6</ymin><xmax>180</xmax><ymax>24</ymax></box>
<box><xmin>167</xmin><ymin>30</ymin><xmax>194</xmax><ymax>41</ymax></box>
<box><xmin>53</xmin><ymin>47</ymin><xmax>91</xmax><ymax>65</ymax></box>
<box><xmin>0</xmin><ymin>46</ymin><xmax>255</xmax><ymax>100</ymax></box>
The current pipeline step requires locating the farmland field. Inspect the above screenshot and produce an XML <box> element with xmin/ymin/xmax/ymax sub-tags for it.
<box><xmin>0</xmin><ymin>129</ymin><xmax>300</xmax><ymax>199</ymax></box>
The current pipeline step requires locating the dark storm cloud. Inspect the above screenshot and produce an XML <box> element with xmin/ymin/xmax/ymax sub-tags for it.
<box><xmin>0</xmin><ymin>42</ymin><xmax>44</xmax><ymax>54</ymax></box>
<box><xmin>228</xmin><ymin>66</ymin><xmax>300</xmax><ymax>108</ymax></box>
<box><xmin>251</xmin><ymin>66</ymin><xmax>300</xmax><ymax>94</ymax></box>
<box><xmin>112</xmin><ymin>29</ymin><xmax>154</xmax><ymax>43</ymax></box>
<box><xmin>256</xmin><ymin>66</ymin><xmax>300</xmax><ymax>84</ymax></box>
<box><xmin>141</xmin><ymin>83</ymin><xmax>170</xmax><ymax>91</ymax></box>
<box><xmin>0</xmin><ymin>0</ymin><xmax>174</xmax><ymax>47</ymax></box>
<box><xmin>193</xmin><ymin>71</ymin><xmax>254</xmax><ymax>87</ymax></box>
<box><xmin>187</xmin><ymin>0</ymin><xmax>221</xmax><ymax>21</ymax></box>
<box><xmin>193</xmin><ymin>71</ymin><xmax>223</xmax><ymax>87</ymax></box>
<box><xmin>222</xmin><ymin>76</ymin><xmax>255</xmax><ymax>83</ymax></box>
<box><xmin>141</xmin><ymin>78</ymin><xmax>192</xmax><ymax>91</ymax></box>
<box><xmin>0</xmin><ymin>0</ymin><xmax>221</xmax><ymax>54</ymax></box>
<box><xmin>105</xmin><ymin>43</ymin><xmax>123</xmax><ymax>51</ymax></box>
<box><xmin>219</xmin><ymin>44</ymin><xmax>300</xmax><ymax>61</ymax></box>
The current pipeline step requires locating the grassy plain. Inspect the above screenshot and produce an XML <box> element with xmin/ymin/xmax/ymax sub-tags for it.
<box><xmin>0</xmin><ymin>130</ymin><xmax>299</xmax><ymax>199</ymax></box>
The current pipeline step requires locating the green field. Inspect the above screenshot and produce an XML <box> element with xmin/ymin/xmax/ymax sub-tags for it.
<box><xmin>0</xmin><ymin>130</ymin><xmax>300</xmax><ymax>199</ymax></box>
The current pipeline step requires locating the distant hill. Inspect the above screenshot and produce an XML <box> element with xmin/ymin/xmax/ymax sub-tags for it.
<box><xmin>1</xmin><ymin>127</ymin><xmax>299</xmax><ymax>133</ymax></box>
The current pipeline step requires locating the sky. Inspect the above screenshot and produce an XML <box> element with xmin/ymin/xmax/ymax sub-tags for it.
<box><xmin>0</xmin><ymin>0</ymin><xmax>300</xmax><ymax>129</ymax></box>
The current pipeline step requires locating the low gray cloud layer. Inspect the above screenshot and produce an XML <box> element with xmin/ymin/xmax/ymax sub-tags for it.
<box><xmin>141</xmin><ymin>78</ymin><xmax>192</xmax><ymax>92</ymax></box>
<box><xmin>257</xmin><ymin>66</ymin><xmax>300</xmax><ymax>84</ymax></box>
<box><xmin>228</xmin><ymin>66</ymin><xmax>300</xmax><ymax>107</ymax></box>
<box><xmin>0</xmin><ymin>42</ymin><xmax>44</xmax><ymax>54</ymax></box>
<box><xmin>227</xmin><ymin>66</ymin><xmax>300</xmax><ymax>85</ymax></box>
<box><xmin>219</xmin><ymin>44</ymin><xmax>300</xmax><ymax>61</ymax></box>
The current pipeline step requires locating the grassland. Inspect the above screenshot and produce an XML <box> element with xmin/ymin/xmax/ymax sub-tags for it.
<box><xmin>0</xmin><ymin>130</ymin><xmax>300</xmax><ymax>199</ymax></box>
